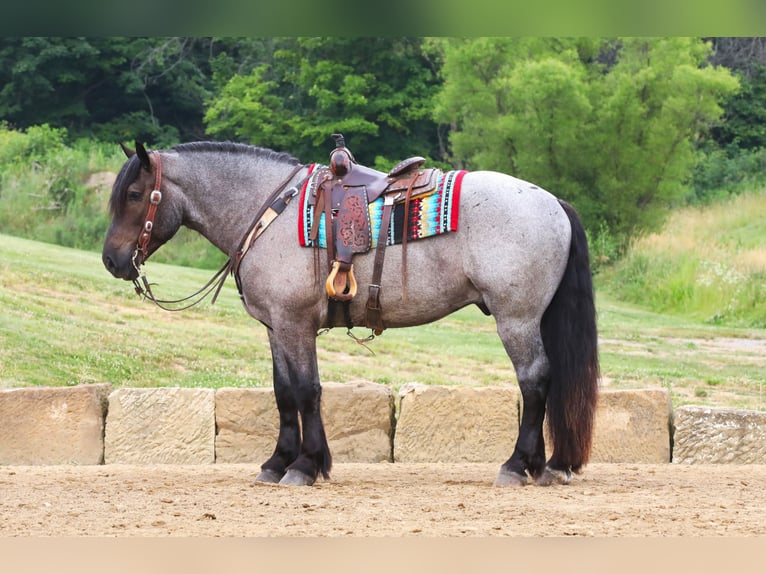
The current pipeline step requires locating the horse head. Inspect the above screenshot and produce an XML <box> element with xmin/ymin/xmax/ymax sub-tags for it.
<box><xmin>102</xmin><ymin>141</ymin><xmax>181</xmax><ymax>281</ymax></box>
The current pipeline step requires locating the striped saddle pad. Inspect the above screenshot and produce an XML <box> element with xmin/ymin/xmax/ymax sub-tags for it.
<box><xmin>298</xmin><ymin>164</ymin><xmax>466</xmax><ymax>249</ymax></box>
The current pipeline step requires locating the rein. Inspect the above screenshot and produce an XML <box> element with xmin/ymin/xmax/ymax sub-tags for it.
<box><xmin>130</xmin><ymin>151</ymin><xmax>306</xmax><ymax>311</ymax></box>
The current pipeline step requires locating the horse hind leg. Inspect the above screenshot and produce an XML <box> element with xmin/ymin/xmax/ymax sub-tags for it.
<box><xmin>493</xmin><ymin>319</ymin><xmax>551</xmax><ymax>487</ymax></box>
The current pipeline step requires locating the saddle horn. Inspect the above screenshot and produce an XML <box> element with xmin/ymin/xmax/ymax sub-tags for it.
<box><xmin>329</xmin><ymin>133</ymin><xmax>355</xmax><ymax>177</ymax></box>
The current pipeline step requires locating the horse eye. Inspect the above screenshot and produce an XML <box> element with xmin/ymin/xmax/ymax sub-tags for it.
<box><xmin>127</xmin><ymin>191</ymin><xmax>143</xmax><ymax>202</ymax></box>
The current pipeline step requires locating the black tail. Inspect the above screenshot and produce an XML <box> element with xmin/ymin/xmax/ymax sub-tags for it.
<box><xmin>540</xmin><ymin>200</ymin><xmax>599</xmax><ymax>472</ymax></box>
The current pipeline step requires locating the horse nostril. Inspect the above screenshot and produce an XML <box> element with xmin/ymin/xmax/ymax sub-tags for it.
<box><xmin>103</xmin><ymin>254</ymin><xmax>116</xmax><ymax>273</ymax></box>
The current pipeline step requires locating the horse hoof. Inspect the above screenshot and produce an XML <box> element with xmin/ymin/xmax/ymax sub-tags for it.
<box><xmin>279</xmin><ymin>469</ymin><xmax>316</xmax><ymax>486</ymax></box>
<box><xmin>535</xmin><ymin>467</ymin><xmax>572</xmax><ymax>486</ymax></box>
<box><xmin>254</xmin><ymin>469</ymin><xmax>284</xmax><ymax>484</ymax></box>
<box><xmin>493</xmin><ymin>469</ymin><xmax>528</xmax><ymax>487</ymax></box>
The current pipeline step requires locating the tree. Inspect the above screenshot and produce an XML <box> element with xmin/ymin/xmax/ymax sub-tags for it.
<box><xmin>204</xmin><ymin>37</ymin><xmax>444</xmax><ymax>167</ymax></box>
<box><xmin>0</xmin><ymin>37</ymin><xmax>268</xmax><ymax>145</ymax></box>
<box><xmin>434</xmin><ymin>37</ymin><xmax>739</xmax><ymax>243</ymax></box>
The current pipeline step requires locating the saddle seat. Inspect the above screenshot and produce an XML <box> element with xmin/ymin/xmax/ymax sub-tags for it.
<box><xmin>336</xmin><ymin>157</ymin><xmax>432</xmax><ymax>203</ymax></box>
<box><xmin>312</xmin><ymin>157</ymin><xmax>438</xmax><ymax>211</ymax></box>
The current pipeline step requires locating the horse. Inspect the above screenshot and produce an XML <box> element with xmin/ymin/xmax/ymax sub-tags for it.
<box><xmin>102</xmin><ymin>140</ymin><xmax>599</xmax><ymax>487</ymax></box>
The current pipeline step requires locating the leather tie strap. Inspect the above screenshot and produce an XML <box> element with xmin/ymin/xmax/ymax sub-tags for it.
<box><xmin>365</xmin><ymin>193</ymin><xmax>395</xmax><ymax>335</ymax></box>
<box><xmin>399</xmin><ymin>175</ymin><xmax>419</xmax><ymax>301</ymax></box>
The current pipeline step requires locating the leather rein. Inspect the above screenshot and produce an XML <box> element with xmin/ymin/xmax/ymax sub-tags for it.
<box><xmin>131</xmin><ymin>150</ymin><xmax>305</xmax><ymax>311</ymax></box>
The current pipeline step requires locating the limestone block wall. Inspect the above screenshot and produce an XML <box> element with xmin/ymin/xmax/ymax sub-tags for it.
<box><xmin>104</xmin><ymin>388</ymin><xmax>216</xmax><ymax>464</ymax></box>
<box><xmin>215</xmin><ymin>381</ymin><xmax>394</xmax><ymax>464</ymax></box>
<box><xmin>672</xmin><ymin>406</ymin><xmax>766</xmax><ymax>464</ymax></box>
<box><xmin>394</xmin><ymin>383</ymin><xmax>520</xmax><ymax>463</ymax></box>
<box><xmin>0</xmin><ymin>383</ymin><xmax>110</xmax><ymax>465</ymax></box>
<box><xmin>589</xmin><ymin>389</ymin><xmax>672</xmax><ymax>463</ymax></box>
<box><xmin>1</xmin><ymin>383</ymin><xmax>765</xmax><ymax>466</ymax></box>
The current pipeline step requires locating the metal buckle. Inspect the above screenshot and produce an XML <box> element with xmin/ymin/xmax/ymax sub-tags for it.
<box><xmin>150</xmin><ymin>190</ymin><xmax>162</xmax><ymax>205</ymax></box>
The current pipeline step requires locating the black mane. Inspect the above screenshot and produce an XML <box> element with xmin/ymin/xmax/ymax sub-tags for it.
<box><xmin>108</xmin><ymin>141</ymin><xmax>300</xmax><ymax>217</ymax></box>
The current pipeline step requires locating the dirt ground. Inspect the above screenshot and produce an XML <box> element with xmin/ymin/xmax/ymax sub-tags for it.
<box><xmin>2</xmin><ymin>462</ymin><xmax>766</xmax><ymax>537</ymax></box>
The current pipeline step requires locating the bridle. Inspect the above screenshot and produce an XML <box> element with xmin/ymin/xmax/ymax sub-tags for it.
<box><xmin>130</xmin><ymin>150</ymin><xmax>224</xmax><ymax>311</ymax></box>
<box><xmin>129</xmin><ymin>149</ymin><xmax>306</xmax><ymax>311</ymax></box>
<box><xmin>131</xmin><ymin>151</ymin><xmax>163</xmax><ymax>278</ymax></box>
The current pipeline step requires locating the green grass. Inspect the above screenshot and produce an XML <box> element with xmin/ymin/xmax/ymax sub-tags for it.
<box><xmin>601</xmin><ymin>187</ymin><xmax>766</xmax><ymax>327</ymax></box>
<box><xmin>1</xmin><ymin>234</ymin><xmax>765</xmax><ymax>411</ymax></box>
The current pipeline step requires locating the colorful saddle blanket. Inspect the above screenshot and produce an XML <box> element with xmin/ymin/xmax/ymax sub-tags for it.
<box><xmin>298</xmin><ymin>164</ymin><xmax>466</xmax><ymax>249</ymax></box>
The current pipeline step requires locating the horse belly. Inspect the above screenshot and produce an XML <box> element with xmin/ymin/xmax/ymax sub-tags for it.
<box><xmin>345</xmin><ymin>232</ymin><xmax>480</xmax><ymax>328</ymax></box>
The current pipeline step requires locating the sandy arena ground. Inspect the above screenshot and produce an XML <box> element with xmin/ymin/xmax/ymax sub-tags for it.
<box><xmin>2</xmin><ymin>462</ymin><xmax>766</xmax><ymax>537</ymax></box>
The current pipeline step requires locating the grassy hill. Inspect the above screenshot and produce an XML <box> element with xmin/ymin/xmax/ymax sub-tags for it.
<box><xmin>1</xmin><ymin>233</ymin><xmax>764</xmax><ymax>410</ymax></box>
<box><xmin>600</xmin><ymin>188</ymin><xmax>766</xmax><ymax>328</ymax></box>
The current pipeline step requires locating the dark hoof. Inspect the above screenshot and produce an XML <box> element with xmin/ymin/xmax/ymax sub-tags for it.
<box><xmin>535</xmin><ymin>466</ymin><xmax>572</xmax><ymax>486</ymax></box>
<box><xmin>254</xmin><ymin>469</ymin><xmax>284</xmax><ymax>484</ymax></box>
<box><xmin>493</xmin><ymin>468</ymin><xmax>528</xmax><ymax>487</ymax></box>
<box><xmin>278</xmin><ymin>469</ymin><xmax>316</xmax><ymax>486</ymax></box>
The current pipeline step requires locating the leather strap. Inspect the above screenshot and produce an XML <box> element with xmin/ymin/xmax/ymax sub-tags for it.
<box><xmin>130</xmin><ymin>152</ymin><xmax>306</xmax><ymax>311</ymax></box>
<box><xmin>136</xmin><ymin>151</ymin><xmax>164</xmax><ymax>259</ymax></box>
<box><xmin>226</xmin><ymin>163</ymin><xmax>306</xmax><ymax>301</ymax></box>
<box><xmin>365</xmin><ymin>194</ymin><xmax>395</xmax><ymax>335</ymax></box>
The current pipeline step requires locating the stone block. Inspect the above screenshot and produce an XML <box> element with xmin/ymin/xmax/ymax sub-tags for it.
<box><xmin>394</xmin><ymin>384</ymin><xmax>520</xmax><ymax>463</ymax></box>
<box><xmin>214</xmin><ymin>388</ymin><xmax>279</xmax><ymax>464</ymax></box>
<box><xmin>0</xmin><ymin>384</ymin><xmax>110</xmax><ymax>465</ymax></box>
<box><xmin>322</xmin><ymin>381</ymin><xmax>394</xmax><ymax>463</ymax></box>
<box><xmin>588</xmin><ymin>389</ymin><xmax>672</xmax><ymax>463</ymax></box>
<box><xmin>214</xmin><ymin>381</ymin><xmax>395</xmax><ymax>463</ymax></box>
<box><xmin>104</xmin><ymin>388</ymin><xmax>215</xmax><ymax>464</ymax></box>
<box><xmin>672</xmin><ymin>406</ymin><xmax>766</xmax><ymax>464</ymax></box>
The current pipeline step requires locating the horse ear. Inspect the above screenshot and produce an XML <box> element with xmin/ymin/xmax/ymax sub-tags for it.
<box><xmin>135</xmin><ymin>141</ymin><xmax>152</xmax><ymax>172</ymax></box>
<box><xmin>119</xmin><ymin>142</ymin><xmax>135</xmax><ymax>158</ymax></box>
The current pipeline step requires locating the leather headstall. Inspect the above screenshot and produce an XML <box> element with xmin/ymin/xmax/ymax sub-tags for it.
<box><xmin>129</xmin><ymin>151</ymin><xmax>306</xmax><ymax>312</ymax></box>
<box><xmin>134</xmin><ymin>151</ymin><xmax>164</xmax><ymax>267</ymax></box>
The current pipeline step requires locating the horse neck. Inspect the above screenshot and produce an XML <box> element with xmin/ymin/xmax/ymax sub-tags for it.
<box><xmin>166</xmin><ymin>152</ymin><xmax>303</xmax><ymax>255</ymax></box>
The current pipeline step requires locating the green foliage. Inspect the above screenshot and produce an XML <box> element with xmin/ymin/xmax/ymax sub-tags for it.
<box><xmin>0</xmin><ymin>37</ymin><xmax>266</xmax><ymax>144</ymax></box>
<box><xmin>712</xmin><ymin>64</ymin><xmax>766</xmax><ymax>150</ymax></box>
<box><xmin>690</xmin><ymin>143</ymin><xmax>766</xmax><ymax>202</ymax></box>
<box><xmin>600</xmin><ymin>188</ymin><xmax>766</xmax><ymax>328</ymax></box>
<box><xmin>435</xmin><ymin>37</ymin><xmax>739</xmax><ymax>246</ymax></box>
<box><xmin>204</xmin><ymin>38</ymin><xmax>443</xmax><ymax>167</ymax></box>
<box><xmin>0</xmin><ymin>124</ymin><xmax>120</xmax><ymax>249</ymax></box>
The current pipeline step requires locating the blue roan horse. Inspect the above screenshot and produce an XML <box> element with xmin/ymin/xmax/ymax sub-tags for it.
<box><xmin>102</xmin><ymin>140</ymin><xmax>599</xmax><ymax>487</ymax></box>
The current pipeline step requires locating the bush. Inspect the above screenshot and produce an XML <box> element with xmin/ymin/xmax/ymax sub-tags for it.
<box><xmin>689</xmin><ymin>143</ymin><xmax>766</xmax><ymax>203</ymax></box>
<box><xmin>0</xmin><ymin>124</ymin><xmax>122</xmax><ymax>250</ymax></box>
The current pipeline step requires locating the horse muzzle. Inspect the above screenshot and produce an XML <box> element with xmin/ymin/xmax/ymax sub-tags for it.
<box><xmin>102</xmin><ymin>246</ymin><xmax>141</xmax><ymax>281</ymax></box>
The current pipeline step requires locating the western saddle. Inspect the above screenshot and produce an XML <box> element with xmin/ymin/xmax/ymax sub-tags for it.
<box><xmin>308</xmin><ymin>134</ymin><xmax>440</xmax><ymax>334</ymax></box>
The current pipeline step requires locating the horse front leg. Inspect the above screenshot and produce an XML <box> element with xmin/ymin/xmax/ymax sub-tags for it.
<box><xmin>254</xmin><ymin>371</ymin><xmax>301</xmax><ymax>484</ymax></box>
<box><xmin>255</xmin><ymin>327</ymin><xmax>331</xmax><ymax>487</ymax></box>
